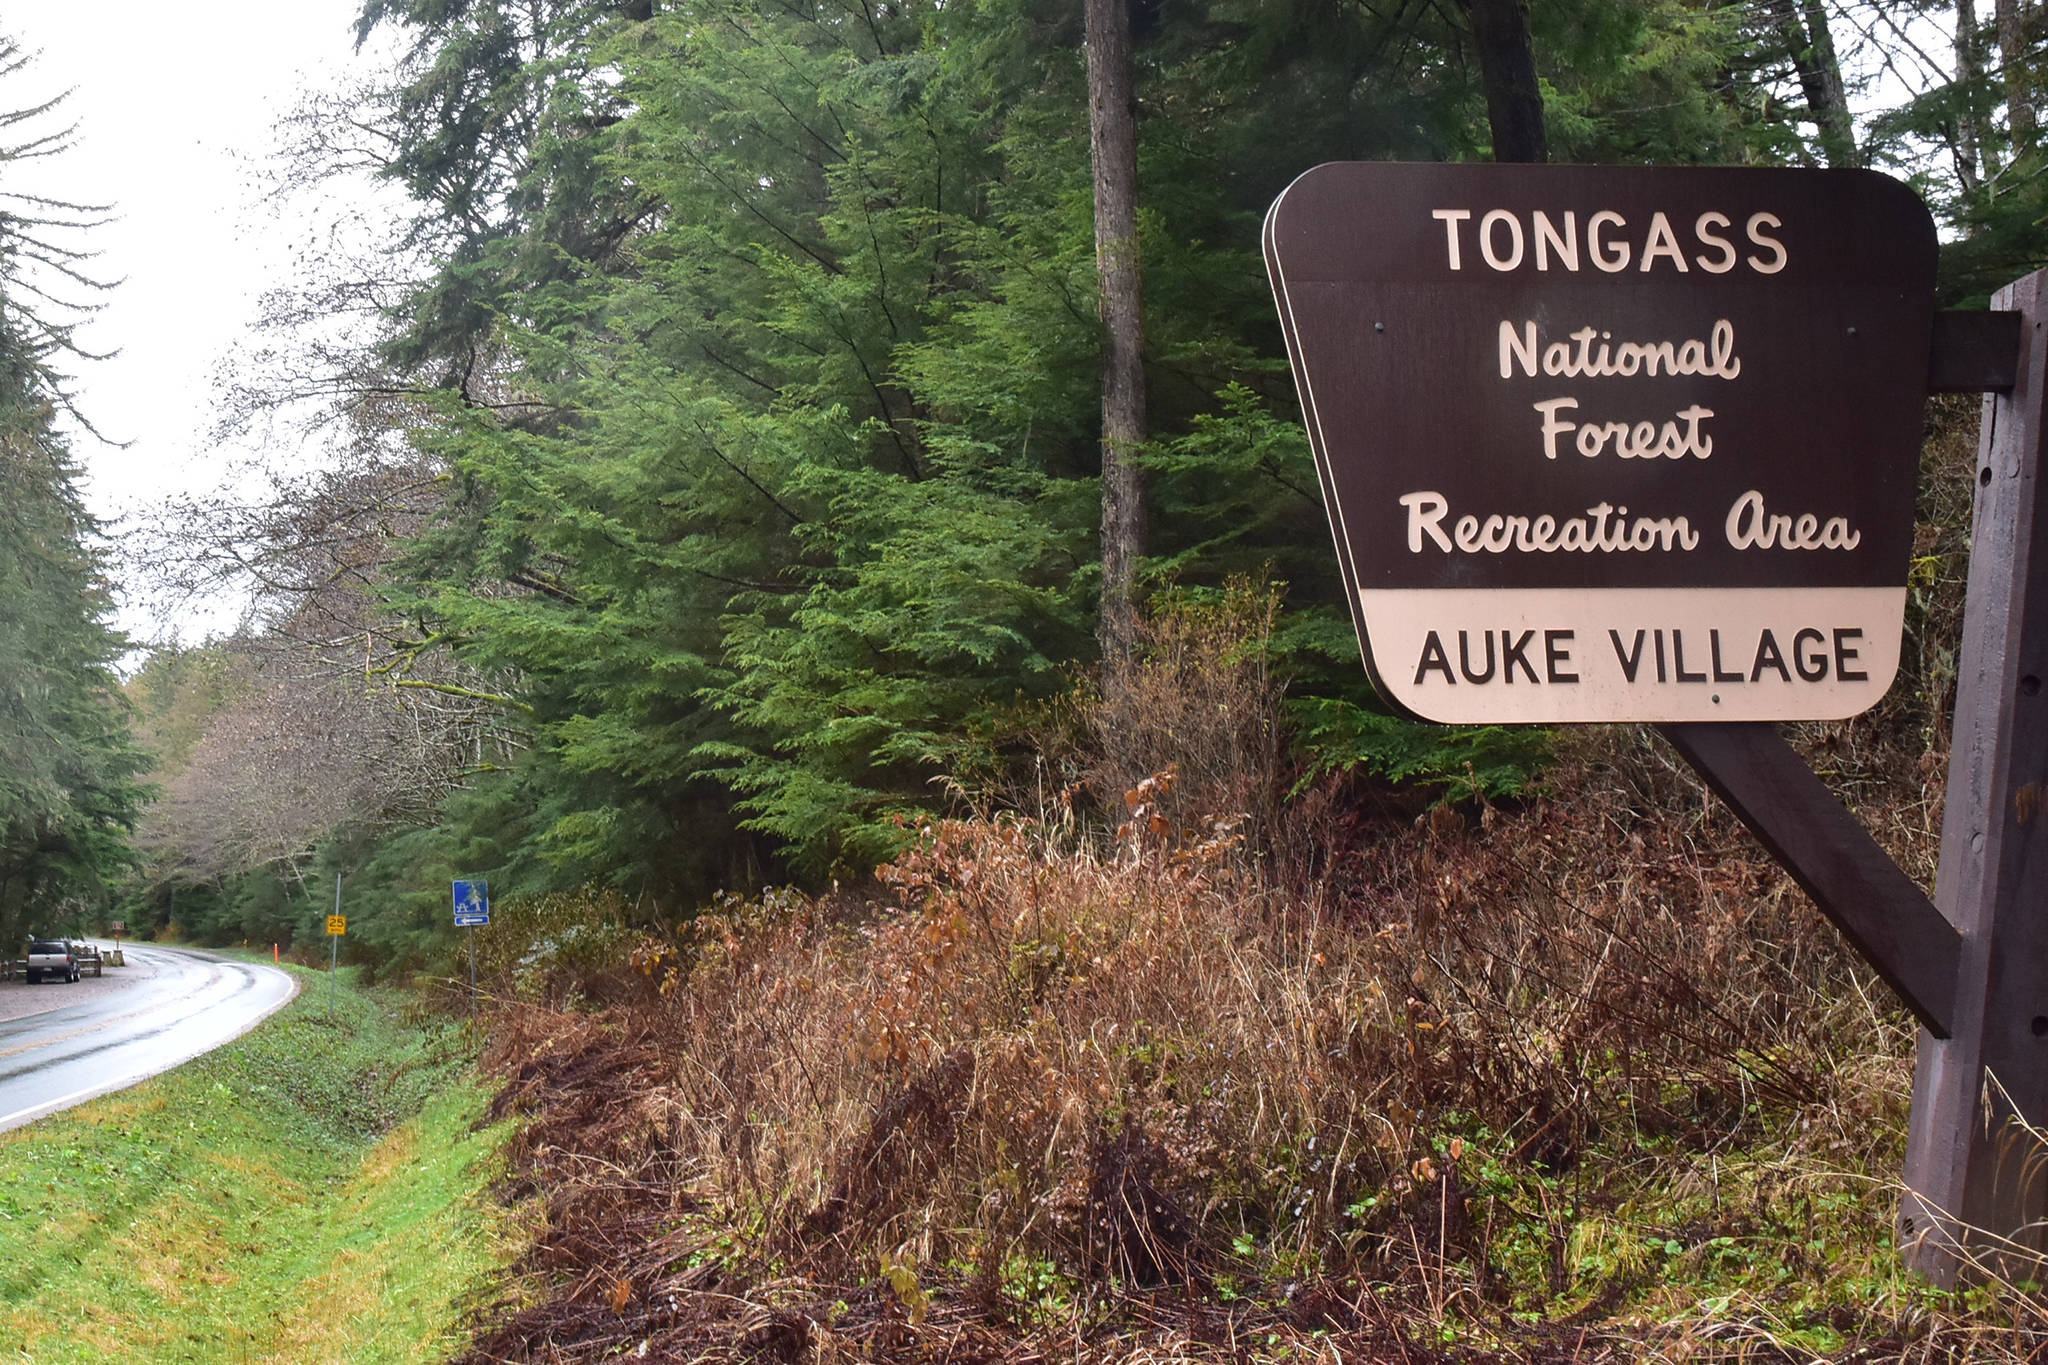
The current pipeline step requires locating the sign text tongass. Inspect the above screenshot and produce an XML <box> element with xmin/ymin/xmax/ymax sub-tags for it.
<box><xmin>1264</xmin><ymin>164</ymin><xmax>1936</xmax><ymax>723</ymax></box>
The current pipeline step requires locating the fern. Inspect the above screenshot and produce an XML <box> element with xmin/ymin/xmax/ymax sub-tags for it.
<box><xmin>1289</xmin><ymin>696</ymin><xmax>1550</xmax><ymax>802</ymax></box>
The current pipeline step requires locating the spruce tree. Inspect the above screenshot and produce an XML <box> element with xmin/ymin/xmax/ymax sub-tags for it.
<box><xmin>0</xmin><ymin>41</ymin><xmax>147</xmax><ymax>939</ymax></box>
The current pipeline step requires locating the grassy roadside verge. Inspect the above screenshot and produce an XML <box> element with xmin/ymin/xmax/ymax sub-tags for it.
<box><xmin>0</xmin><ymin>962</ymin><xmax>518</xmax><ymax>1364</ymax></box>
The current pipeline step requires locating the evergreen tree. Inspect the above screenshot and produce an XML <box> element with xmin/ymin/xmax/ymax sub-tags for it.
<box><xmin>158</xmin><ymin>0</ymin><xmax>2013</xmax><ymax>922</ymax></box>
<box><xmin>0</xmin><ymin>41</ymin><xmax>148</xmax><ymax>939</ymax></box>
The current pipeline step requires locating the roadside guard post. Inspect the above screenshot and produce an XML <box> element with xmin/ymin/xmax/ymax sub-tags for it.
<box><xmin>1266</xmin><ymin>162</ymin><xmax>2040</xmax><ymax>1284</ymax></box>
<box><xmin>453</xmin><ymin>880</ymin><xmax>488</xmax><ymax>1009</ymax></box>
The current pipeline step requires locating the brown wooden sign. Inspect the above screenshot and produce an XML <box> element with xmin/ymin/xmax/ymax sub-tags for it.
<box><xmin>1265</xmin><ymin>163</ymin><xmax>1937</xmax><ymax>724</ymax></box>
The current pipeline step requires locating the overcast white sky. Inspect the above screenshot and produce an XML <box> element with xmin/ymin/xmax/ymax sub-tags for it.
<box><xmin>9</xmin><ymin>1</ymin><xmax>399</xmax><ymax>637</ymax></box>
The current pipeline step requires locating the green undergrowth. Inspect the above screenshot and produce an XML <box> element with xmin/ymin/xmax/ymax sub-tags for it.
<box><xmin>0</xmin><ymin>962</ymin><xmax>517</xmax><ymax>1363</ymax></box>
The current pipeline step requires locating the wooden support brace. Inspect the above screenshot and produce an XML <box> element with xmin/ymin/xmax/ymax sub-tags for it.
<box><xmin>1658</xmin><ymin>722</ymin><xmax>1960</xmax><ymax>1037</ymax></box>
<box><xmin>1656</xmin><ymin>308</ymin><xmax>2021</xmax><ymax>1041</ymax></box>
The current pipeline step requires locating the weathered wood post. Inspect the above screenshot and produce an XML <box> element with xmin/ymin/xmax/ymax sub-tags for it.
<box><xmin>1902</xmin><ymin>267</ymin><xmax>2048</xmax><ymax>1284</ymax></box>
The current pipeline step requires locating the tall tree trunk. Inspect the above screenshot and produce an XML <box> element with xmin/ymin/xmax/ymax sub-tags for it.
<box><xmin>1996</xmin><ymin>0</ymin><xmax>2036</xmax><ymax>138</ymax></box>
<box><xmin>1086</xmin><ymin>0</ymin><xmax>1147</xmax><ymax>665</ymax></box>
<box><xmin>1958</xmin><ymin>0</ymin><xmax>1985</xmax><ymax>189</ymax></box>
<box><xmin>1458</xmin><ymin>0</ymin><xmax>1547</xmax><ymax>163</ymax></box>
<box><xmin>1765</xmin><ymin>0</ymin><xmax>1858</xmax><ymax>166</ymax></box>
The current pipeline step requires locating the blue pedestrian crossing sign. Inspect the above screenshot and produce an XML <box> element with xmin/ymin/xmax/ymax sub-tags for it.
<box><xmin>453</xmin><ymin>880</ymin><xmax>490</xmax><ymax>927</ymax></box>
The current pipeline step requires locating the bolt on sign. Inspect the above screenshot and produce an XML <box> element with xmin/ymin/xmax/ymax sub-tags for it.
<box><xmin>1264</xmin><ymin>164</ymin><xmax>1937</xmax><ymax>724</ymax></box>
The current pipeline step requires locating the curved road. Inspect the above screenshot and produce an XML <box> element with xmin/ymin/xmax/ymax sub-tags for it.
<box><xmin>0</xmin><ymin>945</ymin><xmax>297</xmax><ymax>1133</ymax></box>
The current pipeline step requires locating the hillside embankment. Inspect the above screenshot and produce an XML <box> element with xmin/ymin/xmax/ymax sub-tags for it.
<box><xmin>448</xmin><ymin>721</ymin><xmax>2044</xmax><ymax>1363</ymax></box>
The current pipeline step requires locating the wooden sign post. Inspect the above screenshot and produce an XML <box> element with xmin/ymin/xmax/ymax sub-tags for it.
<box><xmin>1266</xmin><ymin>160</ymin><xmax>2046</xmax><ymax>1285</ymax></box>
<box><xmin>1900</xmin><ymin>270</ymin><xmax>2046</xmax><ymax>1281</ymax></box>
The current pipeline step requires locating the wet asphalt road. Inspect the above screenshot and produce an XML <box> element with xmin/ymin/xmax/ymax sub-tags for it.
<box><xmin>0</xmin><ymin>945</ymin><xmax>297</xmax><ymax>1133</ymax></box>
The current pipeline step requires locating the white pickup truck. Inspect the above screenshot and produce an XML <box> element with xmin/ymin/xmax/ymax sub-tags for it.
<box><xmin>25</xmin><ymin>940</ymin><xmax>80</xmax><ymax>984</ymax></box>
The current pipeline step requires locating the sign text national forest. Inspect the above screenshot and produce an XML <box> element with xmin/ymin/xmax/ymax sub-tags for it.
<box><xmin>1264</xmin><ymin>164</ymin><xmax>1937</xmax><ymax>724</ymax></box>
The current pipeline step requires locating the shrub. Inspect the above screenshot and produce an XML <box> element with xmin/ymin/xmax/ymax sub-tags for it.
<box><xmin>460</xmin><ymin>888</ymin><xmax>658</xmax><ymax>1009</ymax></box>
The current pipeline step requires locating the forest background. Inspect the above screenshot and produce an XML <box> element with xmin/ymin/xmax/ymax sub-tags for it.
<box><xmin>0</xmin><ymin>2</ymin><xmax>2045</xmax><ymax>1357</ymax></box>
<box><xmin>26</xmin><ymin>0</ymin><xmax>2033</xmax><ymax>968</ymax></box>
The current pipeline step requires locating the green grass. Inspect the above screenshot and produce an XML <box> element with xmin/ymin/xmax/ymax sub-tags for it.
<box><xmin>0</xmin><ymin>963</ymin><xmax>518</xmax><ymax>1363</ymax></box>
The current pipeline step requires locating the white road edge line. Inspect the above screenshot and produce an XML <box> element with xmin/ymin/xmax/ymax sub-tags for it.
<box><xmin>0</xmin><ymin>963</ymin><xmax>303</xmax><ymax>1135</ymax></box>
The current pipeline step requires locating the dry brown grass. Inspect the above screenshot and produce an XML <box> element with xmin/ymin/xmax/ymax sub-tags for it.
<box><xmin>454</xmin><ymin>727</ymin><xmax>2048</xmax><ymax>1362</ymax></box>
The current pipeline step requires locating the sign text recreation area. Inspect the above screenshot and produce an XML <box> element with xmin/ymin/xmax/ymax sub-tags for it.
<box><xmin>1264</xmin><ymin>163</ymin><xmax>1936</xmax><ymax>724</ymax></box>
